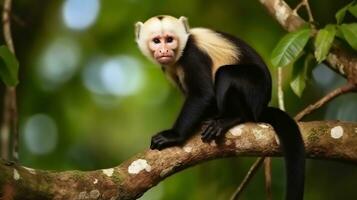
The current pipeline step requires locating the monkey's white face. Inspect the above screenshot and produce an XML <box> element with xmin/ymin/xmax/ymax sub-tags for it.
<box><xmin>148</xmin><ymin>33</ymin><xmax>178</xmax><ymax>65</ymax></box>
<box><xmin>135</xmin><ymin>15</ymin><xmax>190</xmax><ymax>66</ymax></box>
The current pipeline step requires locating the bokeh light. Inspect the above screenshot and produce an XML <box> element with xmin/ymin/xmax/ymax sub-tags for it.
<box><xmin>23</xmin><ymin>114</ymin><xmax>58</xmax><ymax>155</ymax></box>
<box><xmin>62</xmin><ymin>0</ymin><xmax>100</xmax><ymax>30</ymax></box>
<box><xmin>312</xmin><ymin>64</ymin><xmax>336</xmax><ymax>88</ymax></box>
<box><xmin>37</xmin><ymin>37</ymin><xmax>81</xmax><ymax>90</ymax></box>
<box><xmin>82</xmin><ymin>56</ymin><xmax>144</xmax><ymax>97</ymax></box>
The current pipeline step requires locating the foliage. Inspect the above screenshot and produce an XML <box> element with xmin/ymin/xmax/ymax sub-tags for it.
<box><xmin>0</xmin><ymin>45</ymin><xmax>19</xmax><ymax>86</ymax></box>
<box><xmin>271</xmin><ymin>0</ymin><xmax>357</xmax><ymax>97</ymax></box>
<box><xmin>271</xmin><ymin>28</ymin><xmax>311</xmax><ymax>68</ymax></box>
<box><xmin>314</xmin><ymin>25</ymin><xmax>336</xmax><ymax>63</ymax></box>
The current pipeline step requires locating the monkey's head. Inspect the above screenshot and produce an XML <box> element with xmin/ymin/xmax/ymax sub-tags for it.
<box><xmin>135</xmin><ymin>15</ymin><xmax>190</xmax><ymax>65</ymax></box>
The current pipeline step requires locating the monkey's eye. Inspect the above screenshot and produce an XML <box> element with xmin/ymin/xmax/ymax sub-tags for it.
<box><xmin>166</xmin><ymin>36</ymin><xmax>173</xmax><ymax>43</ymax></box>
<box><xmin>153</xmin><ymin>38</ymin><xmax>160</xmax><ymax>44</ymax></box>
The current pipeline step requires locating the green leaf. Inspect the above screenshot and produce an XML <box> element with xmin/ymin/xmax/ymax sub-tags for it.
<box><xmin>348</xmin><ymin>2</ymin><xmax>357</xmax><ymax>17</ymax></box>
<box><xmin>271</xmin><ymin>28</ymin><xmax>311</xmax><ymax>68</ymax></box>
<box><xmin>339</xmin><ymin>23</ymin><xmax>357</xmax><ymax>50</ymax></box>
<box><xmin>335</xmin><ymin>28</ymin><xmax>345</xmax><ymax>39</ymax></box>
<box><xmin>0</xmin><ymin>45</ymin><xmax>19</xmax><ymax>86</ymax></box>
<box><xmin>314</xmin><ymin>25</ymin><xmax>336</xmax><ymax>63</ymax></box>
<box><xmin>290</xmin><ymin>54</ymin><xmax>316</xmax><ymax>97</ymax></box>
<box><xmin>335</xmin><ymin>1</ymin><xmax>355</xmax><ymax>24</ymax></box>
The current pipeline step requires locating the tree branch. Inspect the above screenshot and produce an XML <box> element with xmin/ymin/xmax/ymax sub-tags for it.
<box><xmin>0</xmin><ymin>121</ymin><xmax>356</xmax><ymax>200</ymax></box>
<box><xmin>295</xmin><ymin>82</ymin><xmax>357</xmax><ymax>121</ymax></box>
<box><xmin>259</xmin><ymin>0</ymin><xmax>357</xmax><ymax>84</ymax></box>
<box><xmin>1</xmin><ymin>0</ymin><xmax>19</xmax><ymax>161</ymax></box>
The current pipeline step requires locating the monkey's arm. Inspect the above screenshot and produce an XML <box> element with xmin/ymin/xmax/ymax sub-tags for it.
<box><xmin>150</xmin><ymin>93</ymin><xmax>215</xmax><ymax>150</ymax></box>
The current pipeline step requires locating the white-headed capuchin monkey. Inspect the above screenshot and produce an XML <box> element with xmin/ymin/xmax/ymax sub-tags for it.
<box><xmin>135</xmin><ymin>15</ymin><xmax>305</xmax><ymax>200</ymax></box>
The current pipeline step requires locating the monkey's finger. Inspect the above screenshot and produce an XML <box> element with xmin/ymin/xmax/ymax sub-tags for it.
<box><xmin>201</xmin><ymin>126</ymin><xmax>214</xmax><ymax>139</ymax></box>
<box><xmin>202</xmin><ymin>126</ymin><xmax>218</xmax><ymax>142</ymax></box>
<box><xmin>156</xmin><ymin>140</ymin><xmax>175</xmax><ymax>150</ymax></box>
<box><xmin>215</xmin><ymin>127</ymin><xmax>223</xmax><ymax>137</ymax></box>
<box><xmin>206</xmin><ymin>126</ymin><xmax>220</xmax><ymax>141</ymax></box>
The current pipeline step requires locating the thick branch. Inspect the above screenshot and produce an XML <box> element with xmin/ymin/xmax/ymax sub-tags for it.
<box><xmin>260</xmin><ymin>0</ymin><xmax>357</xmax><ymax>83</ymax></box>
<box><xmin>0</xmin><ymin>121</ymin><xmax>356</xmax><ymax>200</ymax></box>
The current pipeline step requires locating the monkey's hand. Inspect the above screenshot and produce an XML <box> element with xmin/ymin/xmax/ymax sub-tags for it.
<box><xmin>201</xmin><ymin>119</ymin><xmax>224</xmax><ymax>142</ymax></box>
<box><xmin>150</xmin><ymin>129</ymin><xmax>184</xmax><ymax>150</ymax></box>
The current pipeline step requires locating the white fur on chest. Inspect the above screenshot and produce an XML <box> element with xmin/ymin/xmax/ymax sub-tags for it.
<box><xmin>163</xmin><ymin>64</ymin><xmax>187</xmax><ymax>93</ymax></box>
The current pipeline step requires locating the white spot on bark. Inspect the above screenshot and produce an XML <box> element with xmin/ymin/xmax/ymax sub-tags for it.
<box><xmin>183</xmin><ymin>146</ymin><xmax>192</xmax><ymax>153</ymax></box>
<box><xmin>89</xmin><ymin>189</ymin><xmax>100</xmax><ymax>199</ymax></box>
<box><xmin>258</xmin><ymin>123</ymin><xmax>270</xmax><ymax>129</ymax></box>
<box><xmin>128</xmin><ymin>159</ymin><xmax>152</xmax><ymax>174</ymax></box>
<box><xmin>338</xmin><ymin>64</ymin><xmax>345</xmax><ymax>74</ymax></box>
<box><xmin>160</xmin><ymin>166</ymin><xmax>174</xmax><ymax>177</ymax></box>
<box><xmin>102</xmin><ymin>168</ymin><xmax>114</xmax><ymax>177</ymax></box>
<box><xmin>229</xmin><ymin>125</ymin><xmax>245</xmax><ymax>137</ymax></box>
<box><xmin>23</xmin><ymin>166</ymin><xmax>36</xmax><ymax>174</ymax></box>
<box><xmin>78</xmin><ymin>191</ymin><xmax>87</xmax><ymax>199</ymax></box>
<box><xmin>225</xmin><ymin>140</ymin><xmax>232</xmax><ymax>146</ymax></box>
<box><xmin>274</xmin><ymin>0</ymin><xmax>289</xmax><ymax>24</ymax></box>
<box><xmin>253</xmin><ymin>128</ymin><xmax>264</xmax><ymax>140</ymax></box>
<box><xmin>210</xmin><ymin>140</ymin><xmax>217</xmax><ymax>147</ymax></box>
<box><xmin>275</xmin><ymin>135</ymin><xmax>280</xmax><ymax>145</ymax></box>
<box><xmin>235</xmin><ymin>137</ymin><xmax>251</xmax><ymax>149</ymax></box>
<box><xmin>331</xmin><ymin>126</ymin><xmax>344</xmax><ymax>139</ymax></box>
<box><xmin>13</xmin><ymin>169</ymin><xmax>20</xmax><ymax>180</ymax></box>
<box><xmin>93</xmin><ymin>178</ymin><xmax>98</xmax><ymax>184</ymax></box>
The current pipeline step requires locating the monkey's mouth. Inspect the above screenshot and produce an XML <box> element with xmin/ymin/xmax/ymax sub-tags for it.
<box><xmin>157</xmin><ymin>56</ymin><xmax>174</xmax><ymax>64</ymax></box>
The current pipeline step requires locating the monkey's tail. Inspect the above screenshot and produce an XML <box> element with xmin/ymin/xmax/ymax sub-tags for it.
<box><xmin>261</xmin><ymin>107</ymin><xmax>305</xmax><ymax>200</ymax></box>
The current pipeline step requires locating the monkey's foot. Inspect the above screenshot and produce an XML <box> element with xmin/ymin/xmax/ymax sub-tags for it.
<box><xmin>150</xmin><ymin>129</ymin><xmax>184</xmax><ymax>150</ymax></box>
<box><xmin>201</xmin><ymin>118</ymin><xmax>240</xmax><ymax>142</ymax></box>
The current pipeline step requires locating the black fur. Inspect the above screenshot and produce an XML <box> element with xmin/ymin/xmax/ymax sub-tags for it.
<box><xmin>150</xmin><ymin>32</ymin><xmax>305</xmax><ymax>200</ymax></box>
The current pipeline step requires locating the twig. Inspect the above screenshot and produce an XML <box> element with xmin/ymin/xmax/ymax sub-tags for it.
<box><xmin>0</xmin><ymin>90</ymin><xmax>11</xmax><ymax>159</ymax></box>
<box><xmin>2</xmin><ymin>0</ymin><xmax>15</xmax><ymax>53</ymax></box>
<box><xmin>303</xmin><ymin>0</ymin><xmax>314</xmax><ymax>24</ymax></box>
<box><xmin>292</xmin><ymin>2</ymin><xmax>305</xmax><ymax>15</ymax></box>
<box><xmin>1</xmin><ymin>0</ymin><xmax>19</xmax><ymax>161</ymax></box>
<box><xmin>230</xmin><ymin>157</ymin><xmax>265</xmax><ymax>200</ymax></box>
<box><xmin>294</xmin><ymin>0</ymin><xmax>314</xmax><ymax>22</ymax></box>
<box><xmin>295</xmin><ymin>82</ymin><xmax>357</xmax><ymax>121</ymax></box>
<box><xmin>293</xmin><ymin>0</ymin><xmax>315</xmax><ymax>28</ymax></box>
<box><xmin>264</xmin><ymin>157</ymin><xmax>272</xmax><ymax>200</ymax></box>
<box><xmin>277</xmin><ymin>68</ymin><xmax>286</xmax><ymax>111</ymax></box>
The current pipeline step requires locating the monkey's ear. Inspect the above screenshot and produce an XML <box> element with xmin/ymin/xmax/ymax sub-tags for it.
<box><xmin>135</xmin><ymin>22</ymin><xmax>144</xmax><ymax>40</ymax></box>
<box><xmin>179</xmin><ymin>16</ymin><xmax>189</xmax><ymax>33</ymax></box>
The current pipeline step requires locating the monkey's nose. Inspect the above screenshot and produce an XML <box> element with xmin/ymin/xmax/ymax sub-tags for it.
<box><xmin>159</xmin><ymin>49</ymin><xmax>169</xmax><ymax>54</ymax></box>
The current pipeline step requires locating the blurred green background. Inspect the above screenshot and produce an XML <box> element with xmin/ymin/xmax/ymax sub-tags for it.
<box><xmin>1</xmin><ymin>0</ymin><xmax>356</xmax><ymax>199</ymax></box>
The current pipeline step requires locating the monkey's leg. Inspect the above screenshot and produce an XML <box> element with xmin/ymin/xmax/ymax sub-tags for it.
<box><xmin>151</xmin><ymin>94</ymin><xmax>216</xmax><ymax>150</ymax></box>
<box><xmin>201</xmin><ymin>65</ymin><xmax>267</xmax><ymax>142</ymax></box>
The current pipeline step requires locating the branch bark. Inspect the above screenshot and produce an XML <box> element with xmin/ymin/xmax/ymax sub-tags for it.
<box><xmin>1</xmin><ymin>0</ymin><xmax>19</xmax><ymax>161</ymax></box>
<box><xmin>0</xmin><ymin>121</ymin><xmax>356</xmax><ymax>200</ymax></box>
<box><xmin>260</xmin><ymin>0</ymin><xmax>357</xmax><ymax>84</ymax></box>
